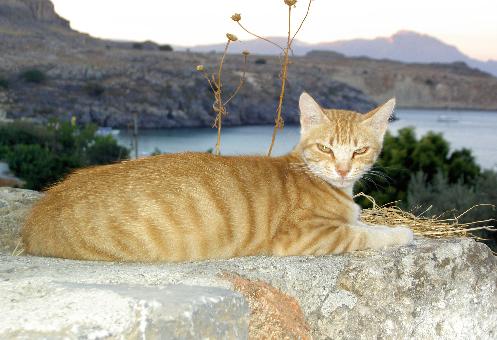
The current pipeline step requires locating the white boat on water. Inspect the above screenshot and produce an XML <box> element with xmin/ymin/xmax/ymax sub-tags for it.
<box><xmin>96</xmin><ymin>127</ymin><xmax>120</xmax><ymax>137</ymax></box>
<box><xmin>437</xmin><ymin>115</ymin><xmax>459</xmax><ymax>123</ymax></box>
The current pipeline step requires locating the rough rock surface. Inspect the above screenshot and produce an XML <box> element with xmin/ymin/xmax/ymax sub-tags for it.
<box><xmin>1</xmin><ymin>188</ymin><xmax>496</xmax><ymax>339</ymax></box>
<box><xmin>0</xmin><ymin>187</ymin><xmax>41</xmax><ymax>254</ymax></box>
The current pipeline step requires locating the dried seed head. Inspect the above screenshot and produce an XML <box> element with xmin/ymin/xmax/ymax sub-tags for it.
<box><xmin>231</xmin><ymin>13</ymin><xmax>241</xmax><ymax>22</ymax></box>
<box><xmin>284</xmin><ymin>0</ymin><xmax>297</xmax><ymax>6</ymax></box>
<box><xmin>226</xmin><ymin>33</ymin><xmax>238</xmax><ymax>42</ymax></box>
<box><xmin>242</xmin><ymin>50</ymin><xmax>250</xmax><ymax>56</ymax></box>
<box><xmin>196</xmin><ymin>64</ymin><xmax>205</xmax><ymax>72</ymax></box>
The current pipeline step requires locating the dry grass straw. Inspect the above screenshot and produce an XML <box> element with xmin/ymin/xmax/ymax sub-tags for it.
<box><xmin>11</xmin><ymin>238</ymin><xmax>24</xmax><ymax>257</ymax></box>
<box><xmin>356</xmin><ymin>193</ymin><xmax>496</xmax><ymax>242</ymax></box>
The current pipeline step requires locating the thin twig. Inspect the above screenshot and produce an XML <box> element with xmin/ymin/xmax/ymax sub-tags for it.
<box><xmin>267</xmin><ymin>5</ymin><xmax>292</xmax><ymax>156</ymax></box>
<box><xmin>290</xmin><ymin>0</ymin><xmax>312</xmax><ymax>46</ymax></box>
<box><xmin>213</xmin><ymin>40</ymin><xmax>231</xmax><ymax>156</ymax></box>
<box><xmin>237</xmin><ymin>22</ymin><xmax>285</xmax><ymax>52</ymax></box>
<box><xmin>224</xmin><ymin>53</ymin><xmax>249</xmax><ymax>106</ymax></box>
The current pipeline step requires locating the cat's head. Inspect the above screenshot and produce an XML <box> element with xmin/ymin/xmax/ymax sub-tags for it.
<box><xmin>296</xmin><ymin>92</ymin><xmax>395</xmax><ymax>189</ymax></box>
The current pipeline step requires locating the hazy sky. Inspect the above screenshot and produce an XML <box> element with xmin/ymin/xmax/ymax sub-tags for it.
<box><xmin>51</xmin><ymin>0</ymin><xmax>497</xmax><ymax>61</ymax></box>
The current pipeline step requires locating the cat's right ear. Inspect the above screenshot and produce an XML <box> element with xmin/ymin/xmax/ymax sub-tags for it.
<box><xmin>299</xmin><ymin>92</ymin><xmax>326</xmax><ymax>135</ymax></box>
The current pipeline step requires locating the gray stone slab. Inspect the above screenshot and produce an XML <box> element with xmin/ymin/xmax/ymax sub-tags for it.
<box><xmin>0</xmin><ymin>280</ymin><xmax>248</xmax><ymax>339</ymax></box>
<box><xmin>1</xmin><ymin>188</ymin><xmax>496</xmax><ymax>339</ymax></box>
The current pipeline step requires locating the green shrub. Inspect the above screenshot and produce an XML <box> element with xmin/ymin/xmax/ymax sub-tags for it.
<box><xmin>0</xmin><ymin>121</ymin><xmax>51</xmax><ymax>147</ymax></box>
<box><xmin>355</xmin><ymin>127</ymin><xmax>482</xmax><ymax>207</ymax></box>
<box><xmin>255</xmin><ymin>58</ymin><xmax>267</xmax><ymax>65</ymax></box>
<box><xmin>0</xmin><ymin>145</ymin><xmax>8</xmax><ymax>160</ymax></box>
<box><xmin>84</xmin><ymin>82</ymin><xmax>105</xmax><ymax>97</ymax></box>
<box><xmin>159</xmin><ymin>44</ymin><xmax>173</xmax><ymax>52</ymax></box>
<box><xmin>150</xmin><ymin>148</ymin><xmax>162</xmax><ymax>156</ymax></box>
<box><xmin>132</xmin><ymin>43</ymin><xmax>143</xmax><ymax>50</ymax></box>
<box><xmin>86</xmin><ymin>136</ymin><xmax>129</xmax><ymax>165</ymax></box>
<box><xmin>0</xmin><ymin>77</ymin><xmax>9</xmax><ymax>89</ymax></box>
<box><xmin>0</xmin><ymin>120</ymin><xmax>129</xmax><ymax>190</ymax></box>
<box><xmin>20</xmin><ymin>69</ymin><xmax>47</xmax><ymax>84</ymax></box>
<box><xmin>407</xmin><ymin>172</ymin><xmax>479</xmax><ymax>216</ymax></box>
<box><xmin>447</xmin><ymin>148</ymin><xmax>481</xmax><ymax>185</ymax></box>
<box><xmin>407</xmin><ymin>170</ymin><xmax>497</xmax><ymax>251</ymax></box>
<box><xmin>5</xmin><ymin>144</ymin><xmax>60</xmax><ymax>190</ymax></box>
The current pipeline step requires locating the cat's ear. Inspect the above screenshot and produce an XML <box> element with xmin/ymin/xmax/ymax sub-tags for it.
<box><xmin>299</xmin><ymin>92</ymin><xmax>327</xmax><ymax>134</ymax></box>
<box><xmin>361</xmin><ymin>98</ymin><xmax>396</xmax><ymax>139</ymax></box>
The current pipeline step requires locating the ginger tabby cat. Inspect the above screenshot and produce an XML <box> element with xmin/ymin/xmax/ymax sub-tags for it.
<box><xmin>22</xmin><ymin>92</ymin><xmax>413</xmax><ymax>262</ymax></box>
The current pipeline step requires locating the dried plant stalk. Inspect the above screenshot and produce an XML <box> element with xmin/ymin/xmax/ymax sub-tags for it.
<box><xmin>213</xmin><ymin>40</ymin><xmax>231</xmax><ymax>155</ymax></box>
<box><xmin>224</xmin><ymin>51</ymin><xmax>249</xmax><ymax>106</ymax></box>
<box><xmin>198</xmin><ymin>34</ymin><xmax>247</xmax><ymax>155</ymax></box>
<box><xmin>267</xmin><ymin>4</ymin><xmax>292</xmax><ymax>156</ymax></box>
<box><xmin>232</xmin><ymin>1</ymin><xmax>312</xmax><ymax>156</ymax></box>
<box><xmin>356</xmin><ymin>192</ymin><xmax>496</xmax><ymax>240</ymax></box>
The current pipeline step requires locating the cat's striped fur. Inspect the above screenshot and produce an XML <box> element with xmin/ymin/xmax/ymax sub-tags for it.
<box><xmin>22</xmin><ymin>93</ymin><xmax>413</xmax><ymax>262</ymax></box>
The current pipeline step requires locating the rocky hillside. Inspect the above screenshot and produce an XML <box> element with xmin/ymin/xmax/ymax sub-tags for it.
<box><xmin>0</xmin><ymin>0</ymin><xmax>496</xmax><ymax>129</ymax></box>
<box><xmin>305</xmin><ymin>51</ymin><xmax>497</xmax><ymax>110</ymax></box>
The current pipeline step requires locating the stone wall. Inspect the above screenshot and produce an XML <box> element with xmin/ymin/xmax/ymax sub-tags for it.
<box><xmin>1</xmin><ymin>188</ymin><xmax>496</xmax><ymax>339</ymax></box>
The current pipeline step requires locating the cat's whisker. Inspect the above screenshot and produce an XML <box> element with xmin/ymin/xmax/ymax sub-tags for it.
<box><xmin>360</xmin><ymin>175</ymin><xmax>383</xmax><ymax>191</ymax></box>
<box><xmin>367</xmin><ymin>170</ymin><xmax>392</xmax><ymax>184</ymax></box>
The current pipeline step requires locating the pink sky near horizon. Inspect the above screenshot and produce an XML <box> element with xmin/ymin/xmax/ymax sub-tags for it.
<box><xmin>51</xmin><ymin>0</ymin><xmax>497</xmax><ymax>61</ymax></box>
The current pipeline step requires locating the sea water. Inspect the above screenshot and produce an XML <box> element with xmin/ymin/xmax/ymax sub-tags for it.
<box><xmin>116</xmin><ymin>109</ymin><xmax>497</xmax><ymax>170</ymax></box>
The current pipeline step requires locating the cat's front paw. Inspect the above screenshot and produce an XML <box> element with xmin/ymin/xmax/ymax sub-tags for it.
<box><xmin>391</xmin><ymin>225</ymin><xmax>414</xmax><ymax>246</ymax></box>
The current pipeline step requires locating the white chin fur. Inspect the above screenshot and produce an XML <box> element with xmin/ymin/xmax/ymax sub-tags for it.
<box><xmin>330</xmin><ymin>178</ymin><xmax>356</xmax><ymax>188</ymax></box>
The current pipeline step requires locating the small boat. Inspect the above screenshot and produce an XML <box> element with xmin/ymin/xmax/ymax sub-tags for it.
<box><xmin>96</xmin><ymin>127</ymin><xmax>120</xmax><ymax>137</ymax></box>
<box><xmin>437</xmin><ymin>115</ymin><xmax>458</xmax><ymax>123</ymax></box>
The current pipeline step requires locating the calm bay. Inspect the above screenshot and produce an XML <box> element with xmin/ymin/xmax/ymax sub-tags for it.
<box><xmin>116</xmin><ymin>109</ymin><xmax>497</xmax><ymax>170</ymax></box>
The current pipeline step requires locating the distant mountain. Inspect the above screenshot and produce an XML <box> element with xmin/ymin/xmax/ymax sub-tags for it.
<box><xmin>189</xmin><ymin>31</ymin><xmax>497</xmax><ymax>77</ymax></box>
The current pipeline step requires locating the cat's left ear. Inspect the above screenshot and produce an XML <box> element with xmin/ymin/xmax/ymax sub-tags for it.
<box><xmin>361</xmin><ymin>98</ymin><xmax>396</xmax><ymax>139</ymax></box>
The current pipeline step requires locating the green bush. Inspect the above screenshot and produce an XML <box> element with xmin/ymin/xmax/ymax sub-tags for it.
<box><xmin>86</xmin><ymin>136</ymin><xmax>129</xmax><ymax>165</ymax></box>
<box><xmin>407</xmin><ymin>171</ymin><xmax>497</xmax><ymax>251</ymax></box>
<box><xmin>132</xmin><ymin>43</ymin><xmax>143</xmax><ymax>50</ymax></box>
<box><xmin>255</xmin><ymin>58</ymin><xmax>267</xmax><ymax>65</ymax></box>
<box><xmin>447</xmin><ymin>148</ymin><xmax>481</xmax><ymax>185</ymax></box>
<box><xmin>150</xmin><ymin>148</ymin><xmax>162</xmax><ymax>156</ymax></box>
<box><xmin>84</xmin><ymin>82</ymin><xmax>105</xmax><ymax>97</ymax></box>
<box><xmin>0</xmin><ymin>121</ymin><xmax>51</xmax><ymax>147</ymax></box>
<box><xmin>20</xmin><ymin>69</ymin><xmax>47</xmax><ymax>84</ymax></box>
<box><xmin>407</xmin><ymin>172</ymin><xmax>479</xmax><ymax>216</ymax></box>
<box><xmin>5</xmin><ymin>144</ymin><xmax>59</xmax><ymax>190</ymax></box>
<box><xmin>0</xmin><ymin>120</ymin><xmax>129</xmax><ymax>190</ymax></box>
<box><xmin>159</xmin><ymin>44</ymin><xmax>173</xmax><ymax>52</ymax></box>
<box><xmin>355</xmin><ymin>128</ymin><xmax>482</xmax><ymax>207</ymax></box>
<box><xmin>0</xmin><ymin>77</ymin><xmax>9</xmax><ymax>89</ymax></box>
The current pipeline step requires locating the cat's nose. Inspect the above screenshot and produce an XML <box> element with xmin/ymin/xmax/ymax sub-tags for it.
<box><xmin>336</xmin><ymin>168</ymin><xmax>350</xmax><ymax>178</ymax></box>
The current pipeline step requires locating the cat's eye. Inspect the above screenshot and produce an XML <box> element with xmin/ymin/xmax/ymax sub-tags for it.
<box><xmin>353</xmin><ymin>147</ymin><xmax>369</xmax><ymax>156</ymax></box>
<box><xmin>317</xmin><ymin>143</ymin><xmax>333</xmax><ymax>154</ymax></box>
